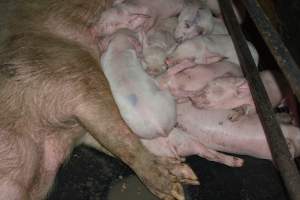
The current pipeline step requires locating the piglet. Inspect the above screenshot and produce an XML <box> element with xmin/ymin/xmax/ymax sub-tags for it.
<box><xmin>100</xmin><ymin>29</ymin><xmax>176</xmax><ymax>139</ymax></box>
<box><xmin>94</xmin><ymin>0</ymin><xmax>184</xmax><ymax>36</ymax></box>
<box><xmin>166</xmin><ymin>34</ymin><xmax>259</xmax><ymax>67</ymax></box>
<box><xmin>140</xmin><ymin>17</ymin><xmax>178</xmax><ymax>76</ymax></box>
<box><xmin>159</xmin><ymin>61</ymin><xmax>243</xmax><ymax>102</ymax></box>
<box><xmin>141</xmin><ymin>127</ymin><xmax>244</xmax><ymax>168</ymax></box>
<box><xmin>191</xmin><ymin>70</ymin><xmax>283</xmax><ymax>120</ymax></box>
<box><xmin>175</xmin><ymin>2</ymin><xmax>228</xmax><ymax>42</ymax></box>
<box><xmin>176</xmin><ymin>102</ymin><xmax>300</xmax><ymax>160</ymax></box>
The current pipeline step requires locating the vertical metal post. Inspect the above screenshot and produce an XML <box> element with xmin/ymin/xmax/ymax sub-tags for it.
<box><xmin>218</xmin><ymin>1</ymin><xmax>300</xmax><ymax>200</ymax></box>
<box><xmin>242</xmin><ymin>0</ymin><xmax>300</xmax><ymax>103</ymax></box>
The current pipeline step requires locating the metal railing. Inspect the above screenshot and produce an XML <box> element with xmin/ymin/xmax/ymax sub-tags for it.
<box><xmin>217</xmin><ymin>1</ymin><xmax>300</xmax><ymax>200</ymax></box>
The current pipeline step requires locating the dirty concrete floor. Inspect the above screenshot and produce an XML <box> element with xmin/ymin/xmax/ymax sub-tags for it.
<box><xmin>47</xmin><ymin>145</ymin><xmax>288</xmax><ymax>200</ymax></box>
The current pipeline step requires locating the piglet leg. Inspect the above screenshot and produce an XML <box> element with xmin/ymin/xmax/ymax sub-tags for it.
<box><xmin>170</xmin><ymin>128</ymin><xmax>244</xmax><ymax>167</ymax></box>
<box><xmin>227</xmin><ymin>106</ymin><xmax>246</xmax><ymax>122</ymax></box>
<box><xmin>159</xmin><ymin>59</ymin><xmax>196</xmax><ymax>89</ymax></box>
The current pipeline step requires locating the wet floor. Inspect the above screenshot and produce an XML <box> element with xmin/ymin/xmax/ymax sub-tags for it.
<box><xmin>48</xmin><ymin>145</ymin><xmax>289</xmax><ymax>200</ymax></box>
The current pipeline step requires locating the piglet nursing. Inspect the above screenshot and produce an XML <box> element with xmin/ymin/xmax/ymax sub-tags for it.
<box><xmin>140</xmin><ymin>17</ymin><xmax>178</xmax><ymax>76</ymax></box>
<box><xmin>141</xmin><ymin>98</ymin><xmax>300</xmax><ymax>165</ymax></box>
<box><xmin>191</xmin><ymin>70</ymin><xmax>283</xmax><ymax>120</ymax></box>
<box><xmin>95</xmin><ymin>0</ymin><xmax>184</xmax><ymax>36</ymax></box>
<box><xmin>98</xmin><ymin>0</ymin><xmax>300</xmax><ymax>189</ymax></box>
<box><xmin>141</xmin><ymin>127</ymin><xmax>244</xmax><ymax>167</ymax></box>
<box><xmin>159</xmin><ymin>61</ymin><xmax>242</xmax><ymax>102</ymax></box>
<box><xmin>100</xmin><ymin>29</ymin><xmax>176</xmax><ymax>139</ymax></box>
<box><xmin>176</xmin><ymin>102</ymin><xmax>300</xmax><ymax>160</ymax></box>
<box><xmin>166</xmin><ymin>35</ymin><xmax>259</xmax><ymax>67</ymax></box>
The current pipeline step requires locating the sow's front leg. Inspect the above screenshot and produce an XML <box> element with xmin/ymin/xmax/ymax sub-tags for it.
<box><xmin>74</xmin><ymin>61</ymin><xmax>197</xmax><ymax>200</ymax></box>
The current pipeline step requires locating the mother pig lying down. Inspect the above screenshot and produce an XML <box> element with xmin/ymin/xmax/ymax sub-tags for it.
<box><xmin>142</xmin><ymin>102</ymin><xmax>300</xmax><ymax>160</ymax></box>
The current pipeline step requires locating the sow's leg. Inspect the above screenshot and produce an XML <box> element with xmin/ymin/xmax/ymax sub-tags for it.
<box><xmin>0</xmin><ymin>33</ymin><xmax>196</xmax><ymax>200</ymax></box>
<box><xmin>0</xmin><ymin>129</ymin><xmax>38</xmax><ymax>200</ymax></box>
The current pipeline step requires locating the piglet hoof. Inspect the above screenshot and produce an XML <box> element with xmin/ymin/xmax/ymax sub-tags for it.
<box><xmin>199</xmin><ymin>147</ymin><xmax>244</xmax><ymax>167</ymax></box>
<box><xmin>132</xmin><ymin>152</ymin><xmax>198</xmax><ymax>200</ymax></box>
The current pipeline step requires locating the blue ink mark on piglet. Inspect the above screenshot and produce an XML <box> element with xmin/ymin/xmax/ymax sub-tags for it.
<box><xmin>127</xmin><ymin>94</ymin><xmax>138</xmax><ymax>106</ymax></box>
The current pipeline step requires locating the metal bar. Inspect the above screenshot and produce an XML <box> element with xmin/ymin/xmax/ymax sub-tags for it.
<box><xmin>217</xmin><ymin>1</ymin><xmax>300</xmax><ymax>200</ymax></box>
<box><xmin>242</xmin><ymin>0</ymin><xmax>300</xmax><ymax>103</ymax></box>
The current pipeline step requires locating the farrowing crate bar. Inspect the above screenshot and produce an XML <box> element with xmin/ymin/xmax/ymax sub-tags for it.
<box><xmin>217</xmin><ymin>0</ymin><xmax>300</xmax><ymax>200</ymax></box>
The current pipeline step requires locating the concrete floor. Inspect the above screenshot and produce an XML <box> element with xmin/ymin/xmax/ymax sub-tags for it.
<box><xmin>47</xmin><ymin>145</ymin><xmax>288</xmax><ymax>200</ymax></box>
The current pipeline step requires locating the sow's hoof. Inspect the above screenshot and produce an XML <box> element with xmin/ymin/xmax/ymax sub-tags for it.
<box><xmin>132</xmin><ymin>152</ymin><xmax>199</xmax><ymax>200</ymax></box>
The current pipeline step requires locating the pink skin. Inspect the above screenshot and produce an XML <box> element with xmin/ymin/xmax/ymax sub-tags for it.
<box><xmin>159</xmin><ymin>61</ymin><xmax>243</xmax><ymax>101</ymax></box>
<box><xmin>139</xmin><ymin>17</ymin><xmax>178</xmax><ymax>76</ymax></box>
<box><xmin>166</xmin><ymin>35</ymin><xmax>259</xmax><ymax>67</ymax></box>
<box><xmin>95</xmin><ymin>0</ymin><xmax>184</xmax><ymax>36</ymax></box>
<box><xmin>175</xmin><ymin>102</ymin><xmax>300</xmax><ymax>160</ymax></box>
<box><xmin>100</xmin><ymin>29</ymin><xmax>176</xmax><ymax>139</ymax></box>
<box><xmin>191</xmin><ymin>71</ymin><xmax>283</xmax><ymax>117</ymax></box>
<box><xmin>141</xmin><ymin>127</ymin><xmax>244</xmax><ymax>167</ymax></box>
<box><xmin>174</xmin><ymin>0</ymin><xmax>204</xmax><ymax>42</ymax></box>
<box><xmin>191</xmin><ymin>76</ymin><xmax>253</xmax><ymax>110</ymax></box>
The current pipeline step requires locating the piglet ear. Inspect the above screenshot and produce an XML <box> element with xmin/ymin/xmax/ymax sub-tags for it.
<box><xmin>236</xmin><ymin>79</ymin><xmax>250</xmax><ymax>98</ymax></box>
<box><xmin>203</xmin><ymin>47</ymin><xmax>226</xmax><ymax>64</ymax></box>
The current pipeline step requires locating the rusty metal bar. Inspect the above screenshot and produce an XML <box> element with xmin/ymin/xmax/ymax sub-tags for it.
<box><xmin>242</xmin><ymin>0</ymin><xmax>300</xmax><ymax>103</ymax></box>
<box><xmin>218</xmin><ymin>1</ymin><xmax>300</xmax><ymax>200</ymax></box>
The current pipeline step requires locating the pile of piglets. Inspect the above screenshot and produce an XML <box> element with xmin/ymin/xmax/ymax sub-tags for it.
<box><xmin>97</xmin><ymin>0</ymin><xmax>300</xmax><ymax>168</ymax></box>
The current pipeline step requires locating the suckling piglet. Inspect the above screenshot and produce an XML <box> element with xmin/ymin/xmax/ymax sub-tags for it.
<box><xmin>166</xmin><ymin>34</ymin><xmax>259</xmax><ymax>67</ymax></box>
<box><xmin>191</xmin><ymin>70</ymin><xmax>282</xmax><ymax>120</ymax></box>
<box><xmin>159</xmin><ymin>61</ymin><xmax>242</xmax><ymax>102</ymax></box>
<box><xmin>100</xmin><ymin>29</ymin><xmax>176</xmax><ymax>139</ymax></box>
<box><xmin>141</xmin><ymin>127</ymin><xmax>244</xmax><ymax>167</ymax></box>
<box><xmin>176</xmin><ymin>102</ymin><xmax>300</xmax><ymax>160</ymax></box>
<box><xmin>95</xmin><ymin>0</ymin><xmax>184</xmax><ymax>36</ymax></box>
<box><xmin>140</xmin><ymin>17</ymin><xmax>178</xmax><ymax>76</ymax></box>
